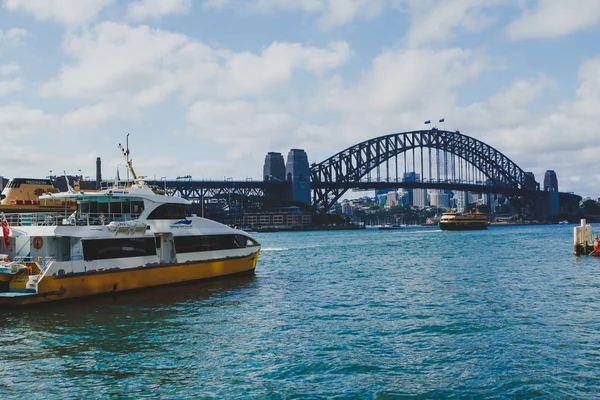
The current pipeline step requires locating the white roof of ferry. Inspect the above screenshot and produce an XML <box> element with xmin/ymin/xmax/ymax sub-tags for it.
<box><xmin>40</xmin><ymin>182</ymin><xmax>190</xmax><ymax>204</ymax></box>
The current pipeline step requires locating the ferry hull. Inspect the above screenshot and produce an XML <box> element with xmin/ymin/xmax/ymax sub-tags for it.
<box><xmin>439</xmin><ymin>222</ymin><xmax>488</xmax><ymax>231</ymax></box>
<box><xmin>0</xmin><ymin>251</ymin><xmax>259</xmax><ymax>306</ymax></box>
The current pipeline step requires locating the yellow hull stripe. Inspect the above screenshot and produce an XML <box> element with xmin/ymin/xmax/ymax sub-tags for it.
<box><xmin>3</xmin><ymin>251</ymin><xmax>259</xmax><ymax>305</ymax></box>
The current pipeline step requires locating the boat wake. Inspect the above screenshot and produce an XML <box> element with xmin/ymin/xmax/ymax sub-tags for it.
<box><xmin>261</xmin><ymin>247</ymin><xmax>289</xmax><ymax>252</ymax></box>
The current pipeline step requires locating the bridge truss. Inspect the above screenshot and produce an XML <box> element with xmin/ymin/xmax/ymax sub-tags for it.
<box><xmin>310</xmin><ymin>129</ymin><xmax>542</xmax><ymax>214</ymax></box>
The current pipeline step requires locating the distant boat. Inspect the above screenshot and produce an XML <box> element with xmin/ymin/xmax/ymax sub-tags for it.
<box><xmin>439</xmin><ymin>211</ymin><xmax>489</xmax><ymax>231</ymax></box>
<box><xmin>378</xmin><ymin>224</ymin><xmax>404</xmax><ymax>230</ymax></box>
<box><xmin>559</xmin><ymin>220</ymin><xmax>569</xmax><ymax>225</ymax></box>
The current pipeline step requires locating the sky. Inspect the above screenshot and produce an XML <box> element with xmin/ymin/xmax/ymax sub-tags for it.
<box><xmin>0</xmin><ymin>0</ymin><xmax>599</xmax><ymax>197</ymax></box>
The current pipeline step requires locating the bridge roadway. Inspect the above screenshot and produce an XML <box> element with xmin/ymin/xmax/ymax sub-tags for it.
<box><xmin>147</xmin><ymin>178</ymin><xmax>578</xmax><ymax>201</ymax></box>
<box><xmin>147</xmin><ymin>179</ymin><xmax>534</xmax><ymax>198</ymax></box>
<box><xmin>145</xmin><ymin>178</ymin><xmax>580</xmax><ymax>219</ymax></box>
<box><xmin>145</xmin><ymin>180</ymin><xmax>289</xmax><ymax>201</ymax></box>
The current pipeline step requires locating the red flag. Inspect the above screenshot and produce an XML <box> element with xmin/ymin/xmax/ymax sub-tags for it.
<box><xmin>1</xmin><ymin>214</ymin><xmax>9</xmax><ymax>249</ymax></box>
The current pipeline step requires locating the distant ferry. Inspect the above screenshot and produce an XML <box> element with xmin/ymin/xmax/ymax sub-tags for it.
<box><xmin>439</xmin><ymin>212</ymin><xmax>489</xmax><ymax>231</ymax></box>
<box><xmin>378</xmin><ymin>224</ymin><xmax>404</xmax><ymax>230</ymax></box>
<box><xmin>0</xmin><ymin>178</ymin><xmax>71</xmax><ymax>213</ymax></box>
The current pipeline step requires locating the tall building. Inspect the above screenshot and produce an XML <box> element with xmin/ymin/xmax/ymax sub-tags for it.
<box><xmin>286</xmin><ymin>149</ymin><xmax>311</xmax><ymax>205</ymax></box>
<box><xmin>413</xmin><ymin>188</ymin><xmax>427</xmax><ymax>208</ymax></box>
<box><xmin>341</xmin><ymin>200</ymin><xmax>354</xmax><ymax>216</ymax></box>
<box><xmin>430</xmin><ymin>191</ymin><xmax>450</xmax><ymax>209</ymax></box>
<box><xmin>263</xmin><ymin>152</ymin><xmax>286</xmax><ymax>182</ymax></box>
<box><xmin>385</xmin><ymin>191</ymin><xmax>399</xmax><ymax>208</ymax></box>
<box><xmin>455</xmin><ymin>191</ymin><xmax>468</xmax><ymax>212</ymax></box>
<box><xmin>544</xmin><ymin>170</ymin><xmax>558</xmax><ymax>192</ymax></box>
<box><xmin>403</xmin><ymin>172</ymin><xmax>419</xmax><ymax>205</ymax></box>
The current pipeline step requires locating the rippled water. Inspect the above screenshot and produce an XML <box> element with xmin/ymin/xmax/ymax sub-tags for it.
<box><xmin>2</xmin><ymin>224</ymin><xmax>600</xmax><ymax>398</ymax></box>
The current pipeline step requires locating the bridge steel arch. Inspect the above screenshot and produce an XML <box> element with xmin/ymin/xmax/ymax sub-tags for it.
<box><xmin>310</xmin><ymin>129</ymin><xmax>540</xmax><ymax>213</ymax></box>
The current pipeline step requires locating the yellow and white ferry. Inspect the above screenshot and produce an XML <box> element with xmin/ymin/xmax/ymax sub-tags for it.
<box><xmin>0</xmin><ymin>145</ymin><xmax>260</xmax><ymax>306</ymax></box>
<box><xmin>438</xmin><ymin>211</ymin><xmax>489</xmax><ymax>231</ymax></box>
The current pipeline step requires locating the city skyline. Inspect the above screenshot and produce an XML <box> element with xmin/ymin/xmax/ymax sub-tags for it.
<box><xmin>0</xmin><ymin>1</ymin><xmax>599</xmax><ymax>197</ymax></box>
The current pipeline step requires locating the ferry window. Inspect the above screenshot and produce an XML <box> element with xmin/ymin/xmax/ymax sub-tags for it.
<box><xmin>235</xmin><ymin>235</ymin><xmax>247</xmax><ymax>248</ymax></box>
<box><xmin>174</xmin><ymin>235</ymin><xmax>242</xmax><ymax>253</ymax></box>
<box><xmin>99</xmin><ymin>203</ymin><xmax>109</xmax><ymax>215</ymax></box>
<box><xmin>122</xmin><ymin>201</ymin><xmax>131</xmax><ymax>214</ymax></box>
<box><xmin>132</xmin><ymin>201</ymin><xmax>144</xmax><ymax>215</ymax></box>
<box><xmin>147</xmin><ymin>204</ymin><xmax>189</xmax><ymax>220</ymax></box>
<box><xmin>82</xmin><ymin>238</ymin><xmax>156</xmax><ymax>261</ymax></box>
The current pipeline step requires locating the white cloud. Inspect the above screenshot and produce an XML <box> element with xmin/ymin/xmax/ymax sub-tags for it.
<box><xmin>41</xmin><ymin>22</ymin><xmax>350</xmax><ymax>105</ymax></box>
<box><xmin>403</xmin><ymin>0</ymin><xmax>502</xmax><ymax>47</ymax></box>
<box><xmin>202</xmin><ymin>0</ymin><xmax>387</xmax><ymax>29</ymax></box>
<box><xmin>0</xmin><ymin>77</ymin><xmax>22</xmax><ymax>96</ymax></box>
<box><xmin>185</xmin><ymin>100</ymin><xmax>326</xmax><ymax>165</ymax></box>
<box><xmin>0</xmin><ymin>103</ymin><xmax>58</xmax><ymax>137</ymax></box>
<box><xmin>314</xmin><ymin>0</ymin><xmax>386</xmax><ymax>29</ymax></box>
<box><xmin>0</xmin><ymin>62</ymin><xmax>21</xmax><ymax>75</ymax></box>
<box><xmin>507</xmin><ymin>0</ymin><xmax>600</xmax><ymax>40</ymax></box>
<box><xmin>3</xmin><ymin>0</ymin><xmax>115</xmax><ymax>25</ymax></box>
<box><xmin>217</xmin><ymin>41</ymin><xmax>351</xmax><ymax>97</ymax></box>
<box><xmin>62</xmin><ymin>101</ymin><xmax>138</xmax><ymax>127</ymax></box>
<box><xmin>126</xmin><ymin>0</ymin><xmax>192</xmax><ymax>21</ymax></box>
<box><xmin>318</xmin><ymin>47</ymin><xmax>487</xmax><ymax>116</ymax></box>
<box><xmin>0</xmin><ymin>27</ymin><xmax>29</xmax><ymax>51</ymax></box>
<box><xmin>444</xmin><ymin>58</ymin><xmax>600</xmax><ymax>195</ymax></box>
<box><xmin>40</xmin><ymin>23</ymin><xmax>188</xmax><ymax>101</ymax></box>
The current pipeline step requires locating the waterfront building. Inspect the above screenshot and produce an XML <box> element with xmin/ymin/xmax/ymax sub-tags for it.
<box><xmin>286</xmin><ymin>149</ymin><xmax>311</xmax><ymax>205</ymax></box>
<box><xmin>263</xmin><ymin>152</ymin><xmax>286</xmax><ymax>182</ymax></box>
<box><xmin>544</xmin><ymin>170</ymin><xmax>558</xmax><ymax>192</ymax></box>
<box><xmin>236</xmin><ymin>207</ymin><xmax>312</xmax><ymax>228</ymax></box>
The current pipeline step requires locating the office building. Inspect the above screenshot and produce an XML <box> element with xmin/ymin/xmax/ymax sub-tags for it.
<box><xmin>413</xmin><ymin>188</ymin><xmax>427</xmax><ymax>208</ymax></box>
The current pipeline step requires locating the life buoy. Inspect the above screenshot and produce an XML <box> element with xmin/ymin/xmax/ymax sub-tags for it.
<box><xmin>32</xmin><ymin>236</ymin><xmax>43</xmax><ymax>249</ymax></box>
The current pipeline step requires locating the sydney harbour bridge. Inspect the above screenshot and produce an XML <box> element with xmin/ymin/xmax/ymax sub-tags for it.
<box><xmin>147</xmin><ymin>128</ymin><xmax>581</xmax><ymax>219</ymax></box>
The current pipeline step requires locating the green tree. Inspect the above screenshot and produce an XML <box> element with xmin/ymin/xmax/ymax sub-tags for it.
<box><xmin>582</xmin><ymin>200</ymin><xmax>600</xmax><ymax>216</ymax></box>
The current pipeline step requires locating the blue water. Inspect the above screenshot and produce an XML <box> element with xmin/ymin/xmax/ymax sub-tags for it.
<box><xmin>1</xmin><ymin>225</ymin><xmax>600</xmax><ymax>398</ymax></box>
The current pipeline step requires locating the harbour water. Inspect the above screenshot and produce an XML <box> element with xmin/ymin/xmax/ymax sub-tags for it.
<box><xmin>1</xmin><ymin>224</ymin><xmax>600</xmax><ymax>398</ymax></box>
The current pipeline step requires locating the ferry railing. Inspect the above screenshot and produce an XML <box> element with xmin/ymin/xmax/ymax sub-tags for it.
<box><xmin>3</xmin><ymin>211</ymin><xmax>143</xmax><ymax>227</ymax></box>
<box><xmin>2</xmin><ymin>212</ymin><xmax>63</xmax><ymax>227</ymax></box>
<box><xmin>62</xmin><ymin>212</ymin><xmax>142</xmax><ymax>226</ymax></box>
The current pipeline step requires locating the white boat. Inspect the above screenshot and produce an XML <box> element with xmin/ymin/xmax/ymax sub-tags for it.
<box><xmin>0</xmin><ymin>143</ymin><xmax>260</xmax><ymax>306</ymax></box>
<box><xmin>378</xmin><ymin>224</ymin><xmax>404</xmax><ymax>230</ymax></box>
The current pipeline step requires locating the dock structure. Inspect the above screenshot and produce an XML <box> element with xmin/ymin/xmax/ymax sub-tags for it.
<box><xmin>574</xmin><ymin>219</ymin><xmax>600</xmax><ymax>256</ymax></box>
